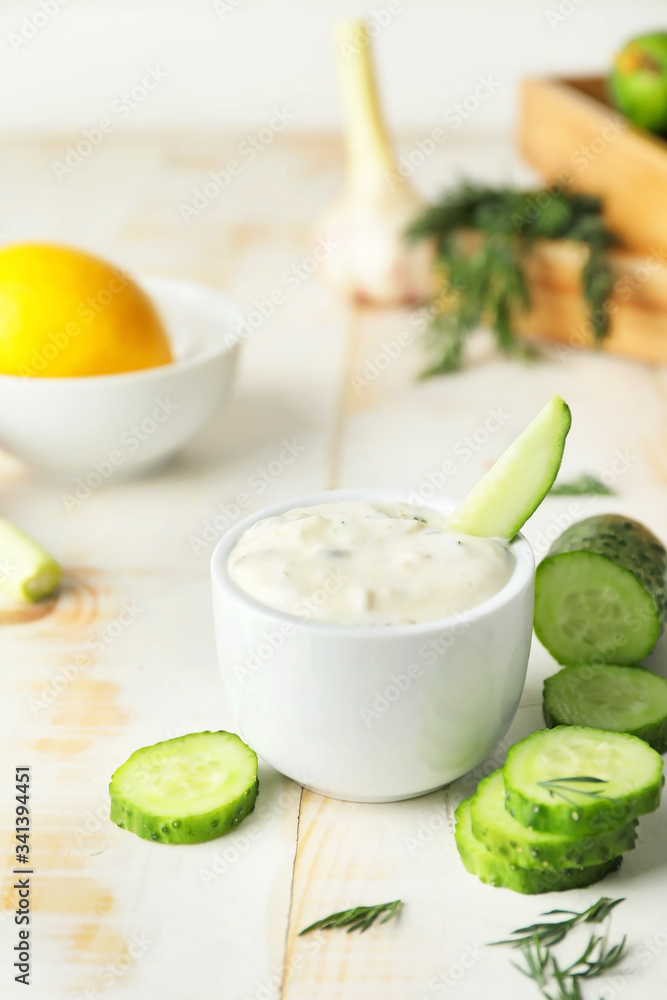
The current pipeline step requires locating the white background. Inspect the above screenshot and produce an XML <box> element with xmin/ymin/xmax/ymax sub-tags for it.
<box><xmin>2</xmin><ymin>0</ymin><xmax>667</xmax><ymax>133</ymax></box>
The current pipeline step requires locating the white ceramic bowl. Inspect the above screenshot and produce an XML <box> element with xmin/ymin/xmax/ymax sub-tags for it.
<box><xmin>0</xmin><ymin>277</ymin><xmax>241</xmax><ymax>478</ymax></box>
<box><xmin>211</xmin><ymin>489</ymin><xmax>535</xmax><ymax>802</ymax></box>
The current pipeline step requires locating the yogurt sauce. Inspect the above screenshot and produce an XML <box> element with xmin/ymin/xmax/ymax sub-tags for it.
<box><xmin>228</xmin><ymin>500</ymin><xmax>515</xmax><ymax>626</ymax></box>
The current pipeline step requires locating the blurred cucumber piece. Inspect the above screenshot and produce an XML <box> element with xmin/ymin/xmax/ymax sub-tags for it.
<box><xmin>447</xmin><ymin>396</ymin><xmax>571</xmax><ymax>539</ymax></box>
<box><xmin>0</xmin><ymin>516</ymin><xmax>61</xmax><ymax>602</ymax></box>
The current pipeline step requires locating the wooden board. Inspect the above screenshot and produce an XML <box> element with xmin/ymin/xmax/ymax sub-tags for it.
<box><xmin>519</xmin><ymin>240</ymin><xmax>667</xmax><ymax>364</ymax></box>
<box><xmin>1</xmin><ymin>129</ymin><xmax>667</xmax><ymax>1000</ymax></box>
<box><xmin>520</xmin><ymin>76</ymin><xmax>667</xmax><ymax>254</ymax></box>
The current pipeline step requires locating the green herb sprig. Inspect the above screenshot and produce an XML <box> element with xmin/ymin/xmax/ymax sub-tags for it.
<box><xmin>493</xmin><ymin>897</ymin><xmax>626</xmax><ymax>999</ymax></box>
<box><xmin>407</xmin><ymin>183</ymin><xmax>616</xmax><ymax>375</ymax></box>
<box><xmin>299</xmin><ymin>899</ymin><xmax>402</xmax><ymax>936</ymax></box>
<box><xmin>537</xmin><ymin>776</ymin><xmax>610</xmax><ymax>807</ymax></box>
<box><xmin>549</xmin><ymin>474</ymin><xmax>615</xmax><ymax>496</ymax></box>
<box><xmin>493</xmin><ymin>896</ymin><xmax>624</xmax><ymax>949</ymax></box>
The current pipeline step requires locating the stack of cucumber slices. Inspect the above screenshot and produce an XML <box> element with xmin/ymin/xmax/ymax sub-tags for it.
<box><xmin>455</xmin><ymin>725</ymin><xmax>664</xmax><ymax>894</ymax></box>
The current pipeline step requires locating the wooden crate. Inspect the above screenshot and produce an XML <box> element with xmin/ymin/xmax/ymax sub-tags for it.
<box><xmin>520</xmin><ymin>76</ymin><xmax>667</xmax><ymax>255</ymax></box>
<box><xmin>516</xmin><ymin>240</ymin><xmax>667</xmax><ymax>364</ymax></box>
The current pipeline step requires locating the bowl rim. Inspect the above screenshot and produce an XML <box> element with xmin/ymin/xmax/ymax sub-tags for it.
<box><xmin>210</xmin><ymin>488</ymin><xmax>535</xmax><ymax>638</ymax></box>
<box><xmin>0</xmin><ymin>274</ymin><xmax>243</xmax><ymax>387</ymax></box>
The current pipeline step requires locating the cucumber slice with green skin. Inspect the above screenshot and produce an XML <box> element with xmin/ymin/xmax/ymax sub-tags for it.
<box><xmin>504</xmin><ymin>726</ymin><xmax>664</xmax><ymax>837</ymax></box>
<box><xmin>534</xmin><ymin>514</ymin><xmax>667</xmax><ymax>665</ymax></box>
<box><xmin>110</xmin><ymin>731</ymin><xmax>259</xmax><ymax>844</ymax></box>
<box><xmin>447</xmin><ymin>396</ymin><xmax>571</xmax><ymax>539</ymax></box>
<box><xmin>544</xmin><ymin>664</ymin><xmax>667</xmax><ymax>753</ymax></box>
<box><xmin>0</xmin><ymin>516</ymin><xmax>61</xmax><ymax>602</ymax></box>
<box><xmin>455</xmin><ymin>798</ymin><xmax>622</xmax><ymax>895</ymax></box>
<box><xmin>470</xmin><ymin>770</ymin><xmax>638</xmax><ymax>870</ymax></box>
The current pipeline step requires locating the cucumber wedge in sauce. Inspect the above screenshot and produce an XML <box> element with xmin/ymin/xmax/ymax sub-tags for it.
<box><xmin>110</xmin><ymin>731</ymin><xmax>259</xmax><ymax>844</ymax></box>
<box><xmin>534</xmin><ymin>514</ymin><xmax>667</xmax><ymax>665</ymax></box>
<box><xmin>447</xmin><ymin>396</ymin><xmax>571</xmax><ymax>538</ymax></box>
<box><xmin>0</xmin><ymin>516</ymin><xmax>61</xmax><ymax>602</ymax></box>
<box><xmin>470</xmin><ymin>770</ymin><xmax>638</xmax><ymax>870</ymax></box>
<box><xmin>544</xmin><ymin>664</ymin><xmax>667</xmax><ymax>753</ymax></box>
<box><xmin>503</xmin><ymin>726</ymin><xmax>664</xmax><ymax>837</ymax></box>
<box><xmin>455</xmin><ymin>798</ymin><xmax>622</xmax><ymax>894</ymax></box>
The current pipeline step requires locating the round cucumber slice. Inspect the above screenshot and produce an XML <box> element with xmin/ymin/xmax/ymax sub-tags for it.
<box><xmin>534</xmin><ymin>515</ymin><xmax>667</xmax><ymax>665</ymax></box>
<box><xmin>110</xmin><ymin>731</ymin><xmax>259</xmax><ymax>844</ymax></box>
<box><xmin>455</xmin><ymin>798</ymin><xmax>622</xmax><ymax>895</ymax></box>
<box><xmin>447</xmin><ymin>395</ymin><xmax>571</xmax><ymax>539</ymax></box>
<box><xmin>504</xmin><ymin>726</ymin><xmax>664</xmax><ymax>836</ymax></box>
<box><xmin>470</xmin><ymin>770</ymin><xmax>638</xmax><ymax>870</ymax></box>
<box><xmin>544</xmin><ymin>664</ymin><xmax>667</xmax><ymax>753</ymax></box>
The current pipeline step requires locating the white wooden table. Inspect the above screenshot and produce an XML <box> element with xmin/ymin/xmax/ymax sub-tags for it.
<box><xmin>1</xmin><ymin>129</ymin><xmax>666</xmax><ymax>1000</ymax></box>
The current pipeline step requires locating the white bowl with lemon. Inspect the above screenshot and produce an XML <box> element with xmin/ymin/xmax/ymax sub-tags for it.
<box><xmin>0</xmin><ymin>243</ymin><xmax>242</xmax><ymax>478</ymax></box>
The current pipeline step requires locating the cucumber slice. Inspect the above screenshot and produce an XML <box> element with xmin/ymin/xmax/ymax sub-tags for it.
<box><xmin>504</xmin><ymin>726</ymin><xmax>664</xmax><ymax>837</ymax></box>
<box><xmin>470</xmin><ymin>770</ymin><xmax>638</xmax><ymax>870</ymax></box>
<box><xmin>455</xmin><ymin>798</ymin><xmax>622</xmax><ymax>894</ymax></box>
<box><xmin>0</xmin><ymin>516</ymin><xmax>61</xmax><ymax>602</ymax></box>
<box><xmin>544</xmin><ymin>664</ymin><xmax>667</xmax><ymax>753</ymax></box>
<box><xmin>447</xmin><ymin>395</ymin><xmax>571</xmax><ymax>538</ymax></box>
<box><xmin>110</xmin><ymin>731</ymin><xmax>259</xmax><ymax>844</ymax></box>
<box><xmin>534</xmin><ymin>514</ymin><xmax>667</xmax><ymax>665</ymax></box>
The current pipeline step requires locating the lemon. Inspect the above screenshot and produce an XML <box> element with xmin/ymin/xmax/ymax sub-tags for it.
<box><xmin>0</xmin><ymin>243</ymin><xmax>173</xmax><ymax>377</ymax></box>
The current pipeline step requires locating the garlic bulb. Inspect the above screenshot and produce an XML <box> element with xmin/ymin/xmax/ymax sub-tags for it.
<box><xmin>315</xmin><ymin>21</ymin><xmax>434</xmax><ymax>306</ymax></box>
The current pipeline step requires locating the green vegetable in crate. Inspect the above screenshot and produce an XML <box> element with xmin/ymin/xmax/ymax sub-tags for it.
<box><xmin>407</xmin><ymin>183</ymin><xmax>615</xmax><ymax>375</ymax></box>
<box><xmin>455</xmin><ymin>798</ymin><xmax>622</xmax><ymax>895</ymax></box>
<box><xmin>503</xmin><ymin>726</ymin><xmax>664</xmax><ymax>837</ymax></box>
<box><xmin>470</xmin><ymin>770</ymin><xmax>637</xmax><ymax>870</ymax></box>
<box><xmin>609</xmin><ymin>32</ymin><xmax>667</xmax><ymax>133</ymax></box>
<box><xmin>533</xmin><ymin>514</ymin><xmax>667</xmax><ymax>665</ymax></box>
<box><xmin>110</xmin><ymin>731</ymin><xmax>259</xmax><ymax>844</ymax></box>
<box><xmin>544</xmin><ymin>663</ymin><xmax>667</xmax><ymax>753</ymax></box>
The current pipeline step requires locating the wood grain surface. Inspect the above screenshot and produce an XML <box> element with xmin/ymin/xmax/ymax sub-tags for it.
<box><xmin>0</xmin><ymin>130</ymin><xmax>666</xmax><ymax>1000</ymax></box>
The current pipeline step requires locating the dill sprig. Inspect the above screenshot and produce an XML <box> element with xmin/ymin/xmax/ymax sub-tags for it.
<box><xmin>299</xmin><ymin>899</ymin><xmax>402</xmax><ymax>936</ymax></box>
<box><xmin>537</xmin><ymin>776</ymin><xmax>611</xmax><ymax>807</ymax></box>
<box><xmin>492</xmin><ymin>896</ymin><xmax>624</xmax><ymax>949</ymax></box>
<box><xmin>407</xmin><ymin>182</ymin><xmax>617</xmax><ymax>375</ymax></box>
<box><xmin>493</xmin><ymin>897</ymin><xmax>626</xmax><ymax>999</ymax></box>
<box><xmin>549</xmin><ymin>474</ymin><xmax>615</xmax><ymax>496</ymax></box>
